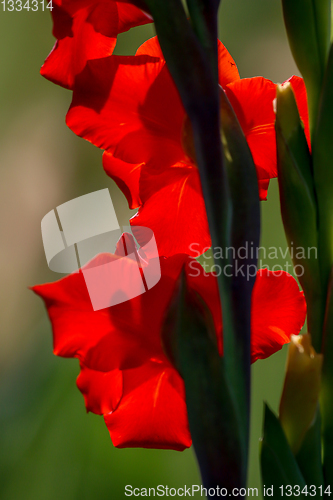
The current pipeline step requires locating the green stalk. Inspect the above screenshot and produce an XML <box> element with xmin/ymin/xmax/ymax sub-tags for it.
<box><xmin>321</xmin><ymin>267</ymin><xmax>333</xmax><ymax>484</ymax></box>
<box><xmin>313</xmin><ymin>45</ymin><xmax>333</xmax><ymax>299</ymax></box>
<box><xmin>186</xmin><ymin>0</ymin><xmax>220</xmax><ymax>78</ymax></box>
<box><xmin>162</xmin><ymin>274</ymin><xmax>244</xmax><ymax>493</ymax></box>
<box><xmin>143</xmin><ymin>0</ymin><xmax>259</xmax><ymax>490</ymax></box>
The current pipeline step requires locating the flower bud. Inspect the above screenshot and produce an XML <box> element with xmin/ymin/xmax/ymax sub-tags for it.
<box><xmin>276</xmin><ymin>83</ymin><xmax>323</xmax><ymax>352</ymax></box>
<box><xmin>279</xmin><ymin>334</ymin><xmax>323</xmax><ymax>454</ymax></box>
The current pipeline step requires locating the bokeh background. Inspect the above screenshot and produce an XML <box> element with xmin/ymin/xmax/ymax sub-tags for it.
<box><xmin>0</xmin><ymin>1</ymin><xmax>301</xmax><ymax>498</ymax></box>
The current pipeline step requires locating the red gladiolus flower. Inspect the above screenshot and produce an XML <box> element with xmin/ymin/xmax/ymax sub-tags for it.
<box><xmin>41</xmin><ymin>0</ymin><xmax>151</xmax><ymax>90</ymax></box>
<box><xmin>66</xmin><ymin>36</ymin><xmax>309</xmax><ymax>258</ymax></box>
<box><xmin>32</xmin><ymin>238</ymin><xmax>306</xmax><ymax>451</ymax></box>
<box><xmin>225</xmin><ymin>75</ymin><xmax>310</xmax><ymax>178</ymax></box>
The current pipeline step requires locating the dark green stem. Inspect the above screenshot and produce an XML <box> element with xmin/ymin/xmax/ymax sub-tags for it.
<box><xmin>321</xmin><ymin>268</ymin><xmax>333</xmax><ymax>485</ymax></box>
<box><xmin>186</xmin><ymin>0</ymin><xmax>220</xmax><ymax>79</ymax></box>
<box><xmin>162</xmin><ymin>275</ymin><xmax>244</xmax><ymax>497</ymax></box>
<box><xmin>143</xmin><ymin>0</ymin><xmax>256</xmax><ymax>490</ymax></box>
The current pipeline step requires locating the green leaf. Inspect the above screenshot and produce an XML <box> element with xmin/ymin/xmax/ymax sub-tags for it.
<box><xmin>282</xmin><ymin>0</ymin><xmax>331</xmax><ymax>131</ymax></box>
<box><xmin>295</xmin><ymin>408</ymin><xmax>324</xmax><ymax>486</ymax></box>
<box><xmin>275</xmin><ymin>82</ymin><xmax>323</xmax><ymax>351</ymax></box>
<box><xmin>186</xmin><ymin>0</ymin><xmax>220</xmax><ymax>78</ymax></box>
<box><xmin>261</xmin><ymin>404</ymin><xmax>306</xmax><ymax>494</ymax></box>
<box><xmin>320</xmin><ymin>266</ymin><xmax>333</xmax><ymax>485</ymax></box>
<box><xmin>143</xmin><ymin>0</ymin><xmax>216</xmax><ymax>115</ymax></box>
<box><xmin>313</xmin><ymin>44</ymin><xmax>333</xmax><ymax>295</ymax></box>
<box><xmin>311</xmin><ymin>41</ymin><xmax>333</xmax><ymax>490</ymax></box>
<box><xmin>220</xmin><ymin>90</ymin><xmax>260</xmax><ymax>261</ymax></box>
<box><xmin>217</xmin><ymin>89</ymin><xmax>260</xmax><ymax>439</ymax></box>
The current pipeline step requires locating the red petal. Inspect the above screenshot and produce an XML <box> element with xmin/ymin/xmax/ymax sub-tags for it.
<box><xmin>103</xmin><ymin>151</ymin><xmax>143</xmax><ymax>209</ymax></box>
<box><xmin>32</xmin><ymin>254</ymin><xmax>186</xmax><ymax>371</ymax></box>
<box><xmin>136</xmin><ymin>37</ymin><xmax>240</xmax><ymax>90</ymax></box>
<box><xmin>77</xmin><ymin>363</ymin><xmax>123</xmax><ymax>415</ymax></box>
<box><xmin>33</xmin><ymin>252</ymin><xmax>190</xmax><ymax>450</ymax></box>
<box><xmin>136</xmin><ymin>35</ymin><xmax>164</xmax><ymax>58</ymax></box>
<box><xmin>104</xmin><ymin>362</ymin><xmax>191</xmax><ymax>450</ymax></box>
<box><xmin>136</xmin><ymin>36</ymin><xmax>240</xmax><ymax>86</ymax></box>
<box><xmin>116</xmin><ymin>2</ymin><xmax>152</xmax><ymax>33</ymax></box>
<box><xmin>131</xmin><ymin>166</ymin><xmax>211</xmax><ymax>258</ymax></box>
<box><xmin>67</xmin><ymin>56</ymin><xmax>184</xmax><ymax>169</ymax></box>
<box><xmin>217</xmin><ymin>40</ymin><xmax>240</xmax><ymax>87</ymax></box>
<box><xmin>251</xmin><ymin>269</ymin><xmax>306</xmax><ymax>362</ymax></box>
<box><xmin>33</xmin><ymin>254</ymin><xmax>306</xmax><ymax>450</ymax></box>
<box><xmin>225</xmin><ymin>77</ymin><xmax>278</xmax><ymax>185</ymax></box>
<box><xmin>185</xmin><ymin>263</ymin><xmax>306</xmax><ymax>361</ymax></box>
<box><xmin>41</xmin><ymin>1</ymin><xmax>151</xmax><ymax>90</ymax></box>
<box><xmin>41</xmin><ymin>2</ymin><xmax>118</xmax><ymax>90</ymax></box>
<box><xmin>258</xmin><ymin>178</ymin><xmax>270</xmax><ymax>201</ymax></box>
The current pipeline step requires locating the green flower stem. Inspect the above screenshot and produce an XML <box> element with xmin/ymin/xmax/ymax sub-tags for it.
<box><xmin>143</xmin><ymin>0</ymin><xmax>217</xmax><ymax>114</ymax></box>
<box><xmin>218</xmin><ymin>89</ymin><xmax>261</xmax><ymax>453</ymax></box>
<box><xmin>143</xmin><ymin>0</ymin><xmax>259</xmax><ymax>490</ymax></box>
<box><xmin>312</xmin><ymin>42</ymin><xmax>333</xmax><ymax>489</ymax></box>
<box><xmin>321</xmin><ymin>268</ymin><xmax>333</xmax><ymax>485</ymax></box>
<box><xmin>186</xmin><ymin>0</ymin><xmax>220</xmax><ymax>79</ymax></box>
<box><xmin>162</xmin><ymin>274</ymin><xmax>244</xmax><ymax>494</ymax></box>
<box><xmin>313</xmin><ymin>44</ymin><xmax>333</xmax><ymax>299</ymax></box>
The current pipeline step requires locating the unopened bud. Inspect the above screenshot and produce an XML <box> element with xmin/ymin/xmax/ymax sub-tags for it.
<box><xmin>279</xmin><ymin>334</ymin><xmax>323</xmax><ymax>454</ymax></box>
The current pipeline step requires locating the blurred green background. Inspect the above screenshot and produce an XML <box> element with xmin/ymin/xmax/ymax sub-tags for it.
<box><xmin>0</xmin><ymin>1</ymin><xmax>301</xmax><ymax>498</ymax></box>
